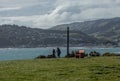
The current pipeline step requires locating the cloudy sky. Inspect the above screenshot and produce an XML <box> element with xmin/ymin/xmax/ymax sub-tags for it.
<box><xmin>0</xmin><ymin>0</ymin><xmax>120</xmax><ymax>29</ymax></box>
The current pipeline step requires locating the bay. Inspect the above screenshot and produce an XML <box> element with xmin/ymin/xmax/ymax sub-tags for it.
<box><xmin>0</xmin><ymin>47</ymin><xmax>120</xmax><ymax>61</ymax></box>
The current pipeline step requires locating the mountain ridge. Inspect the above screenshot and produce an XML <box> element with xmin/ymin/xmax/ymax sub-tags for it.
<box><xmin>0</xmin><ymin>17</ymin><xmax>120</xmax><ymax>47</ymax></box>
<box><xmin>50</xmin><ymin>17</ymin><xmax>120</xmax><ymax>45</ymax></box>
<box><xmin>50</xmin><ymin>17</ymin><xmax>120</xmax><ymax>33</ymax></box>
<box><xmin>0</xmin><ymin>24</ymin><xmax>101</xmax><ymax>48</ymax></box>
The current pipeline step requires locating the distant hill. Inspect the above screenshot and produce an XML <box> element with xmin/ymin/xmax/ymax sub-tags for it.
<box><xmin>0</xmin><ymin>24</ymin><xmax>101</xmax><ymax>48</ymax></box>
<box><xmin>50</xmin><ymin>17</ymin><xmax>120</xmax><ymax>34</ymax></box>
<box><xmin>50</xmin><ymin>17</ymin><xmax>120</xmax><ymax>45</ymax></box>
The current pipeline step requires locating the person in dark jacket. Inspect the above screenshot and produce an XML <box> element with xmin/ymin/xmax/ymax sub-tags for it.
<box><xmin>57</xmin><ymin>48</ymin><xmax>61</xmax><ymax>58</ymax></box>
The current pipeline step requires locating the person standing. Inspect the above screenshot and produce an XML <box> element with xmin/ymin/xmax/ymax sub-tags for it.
<box><xmin>57</xmin><ymin>48</ymin><xmax>61</xmax><ymax>58</ymax></box>
<box><xmin>52</xmin><ymin>49</ymin><xmax>56</xmax><ymax>58</ymax></box>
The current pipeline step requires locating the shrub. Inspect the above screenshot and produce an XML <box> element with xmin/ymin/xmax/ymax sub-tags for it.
<box><xmin>65</xmin><ymin>51</ymin><xmax>75</xmax><ymax>58</ymax></box>
<box><xmin>47</xmin><ymin>55</ymin><xmax>54</xmax><ymax>58</ymax></box>
<box><xmin>89</xmin><ymin>51</ymin><xmax>100</xmax><ymax>57</ymax></box>
<box><xmin>35</xmin><ymin>55</ymin><xmax>46</xmax><ymax>59</ymax></box>
<box><xmin>103</xmin><ymin>52</ymin><xmax>120</xmax><ymax>56</ymax></box>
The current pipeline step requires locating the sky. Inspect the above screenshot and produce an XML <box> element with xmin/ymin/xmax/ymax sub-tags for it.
<box><xmin>0</xmin><ymin>0</ymin><xmax>120</xmax><ymax>29</ymax></box>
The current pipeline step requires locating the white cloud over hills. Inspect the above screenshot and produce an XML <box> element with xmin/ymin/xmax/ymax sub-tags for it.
<box><xmin>0</xmin><ymin>0</ymin><xmax>120</xmax><ymax>29</ymax></box>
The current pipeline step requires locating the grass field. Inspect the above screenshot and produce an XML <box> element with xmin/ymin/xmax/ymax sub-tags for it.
<box><xmin>0</xmin><ymin>56</ymin><xmax>120</xmax><ymax>81</ymax></box>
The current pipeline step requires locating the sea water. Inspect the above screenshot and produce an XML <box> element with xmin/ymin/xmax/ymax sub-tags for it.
<box><xmin>0</xmin><ymin>47</ymin><xmax>120</xmax><ymax>61</ymax></box>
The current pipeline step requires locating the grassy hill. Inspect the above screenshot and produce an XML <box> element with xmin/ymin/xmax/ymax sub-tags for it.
<box><xmin>50</xmin><ymin>17</ymin><xmax>120</xmax><ymax>46</ymax></box>
<box><xmin>50</xmin><ymin>17</ymin><xmax>120</xmax><ymax>35</ymax></box>
<box><xmin>0</xmin><ymin>57</ymin><xmax>120</xmax><ymax>81</ymax></box>
<box><xmin>0</xmin><ymin>24</ymin><xmax>100</xmax><ymax>47</ymax></box>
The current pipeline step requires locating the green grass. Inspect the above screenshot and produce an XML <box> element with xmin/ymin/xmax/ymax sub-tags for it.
<box><xmin>0</xmin><ymin>56</ymin><xmax>120</xmax><ymax>81</ymax></box>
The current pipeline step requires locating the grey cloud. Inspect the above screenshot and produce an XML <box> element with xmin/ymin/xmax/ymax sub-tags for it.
<box><xmin>0</xmin><ymin>0</ymin><xmax>56</xmax><ymax>17</ymax></box>
<box><xmin>51</xmin><ymin>0</ymin><xmax>120</xmax><ymax>23</ymax></box>
<box><xmin>0</xmin><ymin>0</ymin><xmax>40</xmax><ymax>7</ymax></box>
<box><xmin>0</xmin><ymin>7</ymin><xmax>22</xmax><ymax>12</ymax></box>
<box><xmin>0</xmin><ymin>0</ymin><xmax>120</xmax><ymax>29</ymax></box>
<box><xmin>0</xmin><ymin>4</ymin><xmax>54</xmax><ymax>16</ymax></box>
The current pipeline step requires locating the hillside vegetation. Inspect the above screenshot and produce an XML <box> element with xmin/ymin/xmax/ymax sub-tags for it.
<box><xmin>0</xmin><ymin>17</ymin><xmax>120</xmax><ymax>47</ymax></box>
<box><xmin>51</xmin><ymin>17</ymin><xmax>120</xmax><ymax>46</ymax></box>
<box><xmin>51</xmin><ymin>17</ymin><xmax>120</xmax><ymax>35</ymax></box>
<box><xmin>0</xmin><ymin>24</ymin><xmax>100</xmax><ymax>48</ymax></box>
<box><xmin>0</xmin><ymin>57</ymin><xmax>120</xmax><ymax>81</ymax></box>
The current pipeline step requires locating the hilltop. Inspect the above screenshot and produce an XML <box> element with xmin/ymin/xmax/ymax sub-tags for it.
<box><xmin>0</xmin><ymin>24</ymin><xmax>99</xmax><ymax>48</ymax></box>
<box><xmin>50</xmin><ymin>17</ymin><xmax>120</xmax><ymax>46</ymax></box>
<box><xmin>1</xmin><ymin>17</ymin><xmax>120</xmax><ymax>48</ymax></box>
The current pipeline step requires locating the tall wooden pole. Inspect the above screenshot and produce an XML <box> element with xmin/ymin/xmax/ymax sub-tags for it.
<box><xmin>67</xmin><ymin>27</ymin><xmax>69</xmax><ymax>56</ymax></box>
